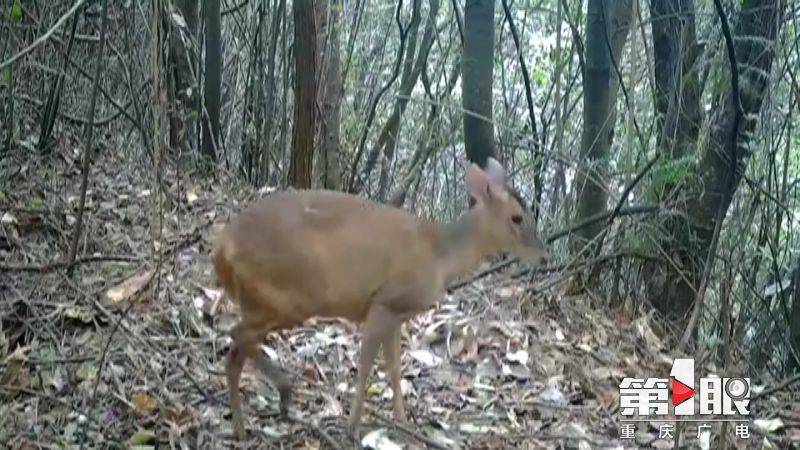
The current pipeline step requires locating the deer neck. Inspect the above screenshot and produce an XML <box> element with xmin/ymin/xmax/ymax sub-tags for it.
<box><xmin>433</xmin><ymin>209</ymin><xmax>492</xmax><ymax>284</ymax></box>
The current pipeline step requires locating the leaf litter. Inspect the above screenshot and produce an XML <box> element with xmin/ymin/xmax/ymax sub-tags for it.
<box><xmin>0</xmin><ymin>149</ymin><xmax>796</xmax><ymax>449</ymax></box>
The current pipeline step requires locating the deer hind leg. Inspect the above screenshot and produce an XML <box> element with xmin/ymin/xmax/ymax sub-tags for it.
<box><xmin>226</xmin><ymin>322</ymin><xmax>254</xmax><ymax>441</ymax></box>
<box><xmin>252</xmin><ymin>344</ymin><xmax>293</xmax><ymax>418</ymax></box>
<box><xmin>226</xmin><ymin>318</ymin><xmax>293</xmax><ymax>440</ymax></box>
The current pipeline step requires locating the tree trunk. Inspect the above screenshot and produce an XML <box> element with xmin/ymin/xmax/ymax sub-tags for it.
<box><xmin>317</xmin><ymin>0</ymin><xmax>342</xmax><ymax>190</ymax></box>
<box><xmin>376</xmin><ymin>0</ymin><xmax>440</xmax><ymax>201</ymax></box>
<box><xmin>462</xmin><ymin>0</ymin><xmax>496</xmax><ymax>167</ymax></box>
<box><xmin>168</xmin><ymin>0</ymin><xmax>198</xmax><ymax>155</ymax></box>
<box><xmin>790</xmin><ymin>261</ymin><xmax>800</xmax><ymax>373</ymax></box>
<box><xmin>37</xmin><ymin>13</ymin><xmax>80</xmax><ymax>154</ymax></box>
<box><xmin>569</xmin><ymin>0</ymin><xmax>633</xmax><ymax>256</ymax></box>
<box><xmin>647</xmin><ymin>0</ymin><xmax>785</xmax><ymax>324</ymax></box>
<box><xmin>260</xmin><ymin>0</ymin><xmax>285</xmax><ymax>184</ymax></box>
<box><xmin>201</xmin><ymin>0</ymin><xmax>221</xmax><ymax>162</ymax></box>
<box><xmin>650</xmin><ymin>0</ymin><xmax>701</xmax><ymax>161</ymax></box>
<box><xmin>288</xmin><ymin>0</ymin><xmax>317</xmax><ymax>188</ymax></box>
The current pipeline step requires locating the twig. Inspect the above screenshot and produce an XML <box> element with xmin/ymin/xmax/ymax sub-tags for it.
<box><xmin>347</xmin><ymin>0</ymin><xmax>409</xmax><ymax>192</ymax></box>
<box><xmin>0</xmin><ymin>386</ymin><xmax>115</xmax><ymax>440</ymax></box>
<box><xmin>368</xmin><ymin>409</ymin><xmax>450</xmax><ymax>450</ymax></box>
<box><xmin>510</xmin><ymin>432</ymin><xmax>617</xmax><ymax>448</ymax></box>
<box><xmin>447</xmin><ymin>259</ymin><xmax>516</xmax><ymax>292</ymax></box>
<box><xmin>0</xmin><ymin>0</ymin><xmax>87</xmax><ymax>71</ymax></box>
<box><xmin>545</xmin><ymin>205</ymin><xmax>663</xmax><ymax>243</ymax></box>
<box><xmin>0</xmin><ymin>255</ymin><xmax>140</xmax><ymax>273</ymax></box>
<box><xmin>66</xmin><ymin>0</ymin><xmax>111</xmax><ymax>277</ymax></box>
<box><xmin>80</xmin><ymin>292</ymin><xmax>138</xmax><ymax>450</ymax></box>
<box><xmin>751</xmin><ymin>373</ymin><xmax>800</xmax><ymax>400</ymax></box>
<box><xmin>445</xmin><ymin>207</ymin><xmax>664</xmax><ymax>292</ymax></box>
<box><xmin>501</xmin><ymin>0</ymin><xmax>543</xmax><ymax>219</ymax></box>
<box><xmin>87</xmin><ymin>296</ymin><xmax>209</xmax><ymax>401</ymax></box>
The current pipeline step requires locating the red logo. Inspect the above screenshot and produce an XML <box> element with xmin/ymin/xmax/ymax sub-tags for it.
<box><xmin>672</xmin><ymin>378</ymin><xmax>695</xmax><ymax>406</ymax></box>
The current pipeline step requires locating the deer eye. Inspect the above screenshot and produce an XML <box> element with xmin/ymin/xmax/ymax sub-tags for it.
<box><xmin>511</xmin><ymin>214</ymin><xmax>523</xmax><ymax>225</ymax></box>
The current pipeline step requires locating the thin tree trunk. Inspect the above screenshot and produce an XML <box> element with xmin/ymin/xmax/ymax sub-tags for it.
<box><xmin>375</xmin><ymin>0</ymin><xmax>440</xmax><ymax>201</ymax></box>
<box><xmin>346</xmin><ymin>0</ymin><xmax>409</xmax><ymax>192</ymax></box>
<box><xmin>391</xmin><ymin>62</ymin><xmax>461</xmax><ymax>206</ymax></box>
<box><xmin>287</xmin><ymin>0</ymin><xmax>317</xmax><ymax>188</ymax></box>
<box><xmin>650</xmin><ymin>0</ymin><xmax>701</xmax><ymax>162</ymax></box>
<box><xmin>167</xmin><ymin>0</ymin><xmax>198</xmax><ymax>155</ymax></box>
<box><xmin>38</xmin><ymin>12</ymin><xmax>80</xmax><ymax>154</ymax></box>
<box><xmin>462</xmin><ymin>0</ymin><xmax>496</xmax><ymax>167</ymax></box>
<box><xmin>317</xmin><ymin>0</ymin><xmax>343</xmax><ymax>190</ymax></box>
<box><xmin>201</xmin><ymin>0</ymin><xmax>221</xmax><ymax>162</ymax></box>
<box><xmin>66</xmin><ymin>0</ymin><xmax>110</xmax><ymax>275</ymax></box>
<box><xmin>500</xmin><ymin>0</ymin><xmax>542</xmax><ymax>218</ymax></box>
<box><xmin>790</xmin><ymin>260</ymin><xmax>800</xmax><ymax>373</ymax></box>
<box><xmin>260</xmin><ymin>0</ymin><xmax>284</xmax><ymax>184</ymax></box>
<box><xmin>569</xmin><ymin>0</ymin><xmax>633</xmax><ymax>257</ymax></box>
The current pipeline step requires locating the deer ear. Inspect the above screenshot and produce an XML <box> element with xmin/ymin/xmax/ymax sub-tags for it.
<box><xmin>485</xmin><ymin>157</ymin><xmax>507</xmax><ymax>185</ymax></box>
<box><xmin>466</xmin><ymin>163</ymin><xmax>494</xmax><ymax>202</ymax></box>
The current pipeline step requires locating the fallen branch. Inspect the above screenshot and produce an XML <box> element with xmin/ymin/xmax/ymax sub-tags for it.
<box><xmin>368</xmin><ymin>409</ymin><xmax>450</xmax><ymax>450</ymax></box>
<box><xmin>0</xmin><ymin>255</ymin><xmax>141</xmax><ymax>273</ymax></box>
<box><xmin>751</xmin><ymin>372</ymin><xmax>800</xmax><ymax>401</ymax></box>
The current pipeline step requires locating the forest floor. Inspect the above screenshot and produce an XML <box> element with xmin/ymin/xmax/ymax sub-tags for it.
<box><xmin>1</xmin><ymin>147</ymin><xmax>798</xmax><ymax>450</ymax></box>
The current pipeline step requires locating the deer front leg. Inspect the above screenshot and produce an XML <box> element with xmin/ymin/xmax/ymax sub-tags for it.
<box><xmin>349</xmin><ymin>305</ymin><xmax>400</xmax><ymax>433</ymax></box>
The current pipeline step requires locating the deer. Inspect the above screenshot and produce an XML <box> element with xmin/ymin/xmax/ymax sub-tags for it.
<box><xmin>212</xmin><ymin>157</ymin><xmax>550</xmax><ymax>440</ymax></box>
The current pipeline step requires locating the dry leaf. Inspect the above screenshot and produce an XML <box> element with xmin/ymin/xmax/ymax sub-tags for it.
<box><xmin>1</xmin><ymin>211</ymin><xmax>17</xmax><ymax>225</ymax></box>
<box><xmin>408</xmin><ymin>349</ymin><xmax>442</xmax><ymax>367</ymax></box>
<box><xmin>0</xmin><ymin>345</ymin><xmax>30</xmax><ymax>388</ymax></box>
<box><xmin>132</xmin><ymin>392</ymin><xmax>158</xmax><ymax>415</ymax></box>
<box><xmin>106</xmin><ymin>271</ymin><xmax>153</xmax><ymax>304</ymax></box>
<box><xmin>186</xmin><ymin>189</ymin><xmax>198</xmax><ymax>204</ymax></box>
<box><xmin>362</xmin><ymin>428</ymin><xmax>402</xmax><ymax>450</ymax></box>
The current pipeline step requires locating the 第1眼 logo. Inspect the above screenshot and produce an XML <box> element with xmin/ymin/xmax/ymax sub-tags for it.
<box><xmin>619</xmin><ymin>358</ymin><xmax>750</xmax><ymax>419</ymax></box>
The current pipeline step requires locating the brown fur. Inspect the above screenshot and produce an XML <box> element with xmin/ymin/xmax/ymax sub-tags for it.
<box><xmin>215</xmin><ymin>161</ymin><xmax>550</xmax><ymax>440</ymax></box>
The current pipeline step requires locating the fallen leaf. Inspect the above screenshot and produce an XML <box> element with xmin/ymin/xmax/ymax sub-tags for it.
<box><xmin>1</xmin><ymin>212</ymin><xmax>17</xmax><ymax>225</ymax></box>
<box><xmin>367</xmin><ymin>384</ymin><xmax>382</xmax><ymax>396</ymax></box>
<box><xmin>408</xmin><ymin>349</ymin><xmax>442</xmax><ymax>367</ymax></box>
<box><xmin>164</xmin><ymin>406</ymin><xmax>195</xmax><ymax>433</ymax></box>
<box><xmin>261</xmin><ymin>422</ymin><xmax>290</xmax><ymax>438</ymax></box>
<box><xmin>536</xmin><ymin>385</ymin><xmax>567</xmax><ymax>405</ymax></box>
<box><xmin>362</xmin><ymin>428</ymin><xmax>402</xmax><ymax>450</ymax></box>
<box><xmin>186</xmin><ymin>189</ymin><xmax>198</xmax><ymax>204</ymax></box>
<box><xmin>0</xmin><ymin>346</ymin><xmax>30</xmax><ymax>388</ymax></box>
<box><xmin>64</xmin><ymin>306</ymin><xmax>94</xmax><ymax>324</ymax></box>
<box><xmin>760</xmin><ymin>436</ymin><xmax>776</xmax><ymax>449</ymax></box>
<box><xmin>75</xmin><ymin>363</ymin><xmax>98</xmax><ymax>382</ymax></box>
<box><xmin>132</xmin><ymin>392</ymin><xmax>157</xmax><ymax>415</ymax></box>
<box><xmin>106</xmin><ymin>271</ymin><xmax>153</xmax><ymax>304</ymax></box>
<box><xmin>502</xmin><ymin>362</ymin><xmax>530</xmax><ymax>380</ymax></box>
<box><xmin>301</xmin><ymin>362</ymin><xmax>319</xmax><ymax>382</ymax></box>
<box><xmin>753</xmin><ymin>418</ymin><xmax>784</xmax><ymax>433</ymax></box>
<box><xmin>506</xmin><ymin>349</ymin><xmax>529</xmax><ymax>366</ymax></box>
<box><xmin>129</xmin><ymin>428</ymin><xmax>156</xmax><ymax>446</ymax></box>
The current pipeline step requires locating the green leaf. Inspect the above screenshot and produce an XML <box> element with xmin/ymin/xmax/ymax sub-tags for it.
<box><xmin>650</xmin><ymin>156</ymin><xmax>693</xmax><ymax>193</ymax></box>
<box><xmin>75</xmin><ymin>362</ymin><xmax>98</xmax><ymax>381</ymax></box>
<box><xmin>11</xmin><ymin>0</ymin><xmax>22</xmax><ymax>21</ymax></box>
<box><xmin>129</xmin><ymin>428</ymin><xmax>156</xmax><ymax>446</ymax></box>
